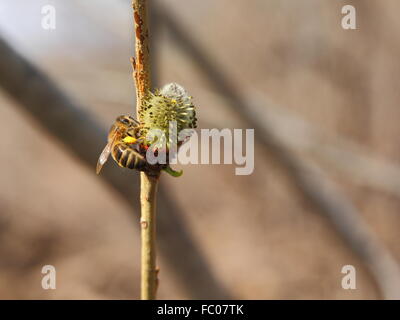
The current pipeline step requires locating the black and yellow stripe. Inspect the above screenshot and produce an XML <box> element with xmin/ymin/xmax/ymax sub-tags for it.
<box><xmin>112</xmin><ymin>143</ymin><xmax>147</xmax><ymax>171</ymax></box>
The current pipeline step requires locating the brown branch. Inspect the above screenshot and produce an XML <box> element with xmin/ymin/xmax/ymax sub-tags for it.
<box><xmin>133</xmin><ymin>0</ymin><xmax>151</xmax><ymax>107</ymax></box>
<box><xmin>132</xmin><ymin>0</ymin><xmax>159</xmax><ymax>300</ymax></box>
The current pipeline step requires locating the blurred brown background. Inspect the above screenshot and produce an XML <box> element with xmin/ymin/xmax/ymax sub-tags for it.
<box><xmin>0</xmin><ymin>0</ymin><xmax>400</xmax><ymax>299</ymax></box>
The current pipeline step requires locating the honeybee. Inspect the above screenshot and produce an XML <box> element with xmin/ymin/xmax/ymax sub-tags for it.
<box><xmin>96</xmin><ymin>115</ymin><xmax>147</xmax><ymax>174</ymax></box>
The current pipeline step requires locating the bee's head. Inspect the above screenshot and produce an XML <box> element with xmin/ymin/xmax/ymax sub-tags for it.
<box><xmin>116</xmin><ymin>115</ymin><xmax>137</xmax><ymax>127</ymax></box>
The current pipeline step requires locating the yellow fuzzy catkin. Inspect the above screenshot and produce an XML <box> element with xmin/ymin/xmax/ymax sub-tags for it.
<box><xmin>139</xmin><ymin>83</ymin><xmax>197</xmax><ymax>148</ymax></box>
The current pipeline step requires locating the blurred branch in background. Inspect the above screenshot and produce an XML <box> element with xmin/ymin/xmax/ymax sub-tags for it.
<box><xmin>246</xmin><ymin>95</ymin><xmax>400</xmax><ymax>201</ymax></box>
<box><xmin>0</xmin><ymin>35</ymin><xmax>230</xmax><ymax>299</ymax></box>
<box><xmin>281</xmin><ymin>159</ymin><xmax>400</xmax><ymax>300</ymax></box>
<box><xmin>155</xmin><ymin>6</ymin><xmax>400</xmax><ymax>299</ymax></box>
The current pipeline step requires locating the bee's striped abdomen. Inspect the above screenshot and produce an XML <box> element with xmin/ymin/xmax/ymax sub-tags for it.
<box><xmin>112</xmin><ymin>143</ymin><xmax>147</xmax><ymax>171</ymax></box>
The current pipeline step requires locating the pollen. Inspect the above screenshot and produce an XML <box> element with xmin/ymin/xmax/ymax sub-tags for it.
<box><xmin>122</xmin><ymin>136</ymin><xmax>138</xmax><ymax>144</ymax></box>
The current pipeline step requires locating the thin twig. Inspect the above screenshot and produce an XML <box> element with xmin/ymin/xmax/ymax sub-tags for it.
<box><xmin>132</xmin><ymin>0</ymin><xmax>159</xmax><ymax>300</ymax></box>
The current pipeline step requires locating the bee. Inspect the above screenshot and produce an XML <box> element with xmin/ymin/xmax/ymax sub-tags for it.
<box><xmin>96</xmin><ymin>115</ymin><xmax>147</xmax><ymax>174</ymax></box>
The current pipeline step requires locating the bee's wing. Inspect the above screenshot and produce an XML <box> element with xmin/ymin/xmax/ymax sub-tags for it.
<box><xmin>96</xmin><ymin>141</ymin><xmax>113</xmax><ymax>174</ymax></box>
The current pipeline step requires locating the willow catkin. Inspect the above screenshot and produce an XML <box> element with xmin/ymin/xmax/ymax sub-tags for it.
<box><xmin>139</xmin><ymin>83</ymin><xmax>197</xmax><ymax>149</ymax></box>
